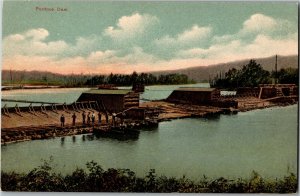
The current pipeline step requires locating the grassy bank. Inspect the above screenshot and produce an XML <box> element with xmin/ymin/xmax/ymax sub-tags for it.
<box><xmin>1</xmin><ymin>160</ymin><xmax>297</xmax><ymax>193</ymax></box>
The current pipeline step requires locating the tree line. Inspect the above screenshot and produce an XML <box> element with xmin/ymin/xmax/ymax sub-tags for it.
<box><xmin>2</xmin><ymin>70</ymin><xmax>195</xmax><ymax>87</ymax></box>
<box><xmin>85</xmin><ymin>72</ymin><xmax>195</xmax><ymax>86</ymax></box>
<box><xmin>210</xmin><ymin>60</ymin><xmax>298</xmax><ymax>89</ymax></box>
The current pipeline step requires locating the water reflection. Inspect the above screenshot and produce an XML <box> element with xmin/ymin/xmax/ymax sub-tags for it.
<box><xmin>204</xmin><ymin>113</ymin><xmax>221</xmax><ymax>121</ymax></box>
<box><xmin>60</xmin><ymin>137</ymin><xmax>65</xmax><ymax>146</ymax></box>
<box><xmin>93</xmin><ymin>132</ymin><xmax>139</xmax><ymax>141</ymax></box>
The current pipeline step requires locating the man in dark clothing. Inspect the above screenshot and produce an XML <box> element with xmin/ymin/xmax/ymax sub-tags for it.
<box><xmin>82</xmin><ymin>111</ymin><xmax>86</xmax><ymax>125</ymax></box>
<box><xmin>91</xmin><ymin>112</ymin><xmax>95</xmax><ymax>126</ymax></box>
<box><xmin>72</xmin><ymin>113</ymin><xmax>76</xmax><ymax>126</ymax></box>
<box><xmin>98</xmin><ymin>112</ymin><xmax>101</xmax><ymax>125</ymax></box>
<box><xmin>87</xmin><ymin>112</ymin><xmax>91</xmax><ymax>125</ymax></box>
<box><xmin>60</xmin><ymin>114</ymin><xmax>65</xmax><ymax>127</ymax></box>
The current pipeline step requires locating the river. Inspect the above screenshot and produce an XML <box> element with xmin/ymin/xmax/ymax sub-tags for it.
<box><xmin>1</xmin><ymin>84</ymin><xmax>298</xmax><ymax>180</ymax></box>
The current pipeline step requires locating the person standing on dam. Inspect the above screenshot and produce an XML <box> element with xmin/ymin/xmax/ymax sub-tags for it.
<box><xmin>112</xmin><ymin>113</ymin><xmax>116</xmax><ymax>127</ymax></box>
<box><xmin>87</xmin><ymin>112</ymin><xmax>91</xmax><ymax>125</ymax></box>
<box><xmin>82</xmin><ymin>111</ymin><xmax>86</xmax><ymax>125</ymax></box>
<box><xmin>98</xmin><ymin>112</ymin><xmax>102</xmax><ymax>125</ymax></box>
<box><xmin>60</xmin><ymin>114</ymin><xmax>65</xmax><ymax>127</ymax></box>
<box><xmin>72</xmin><ymin>113</ymin><xmax>76</xmax><ymax>126</ymax></box>
<box><xmin>91</xmin><ymin>112</ymin><xmax>95</xmax><ymax>126</ymax></box>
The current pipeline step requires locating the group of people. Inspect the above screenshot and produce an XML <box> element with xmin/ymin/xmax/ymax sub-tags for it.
<box><xmin>81</xmin><ymin>111</ymin><xmax>101</xmax><ymax>125</ymax></box>
<box><xmin>60</xmin><ymin>111</ymin><xmax>105</xmax><ymax>127</ymax></box>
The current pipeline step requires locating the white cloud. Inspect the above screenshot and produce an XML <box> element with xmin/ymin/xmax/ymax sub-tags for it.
<box><xmin>245</xmin><ymin>34</ymin><xmax>297</xmax><ymax>56</ymax></box>
<box><xmin>87</xmin><ymin>50</ymin><xmax>117</xmax><ymax>65</ymax></box>
<box><xmin>103</xmin><ymin>13</ymin><xmax>159</xmax><ymax>40</ymax></box>
<box><xmin>177</xmin><ymin>40</ymin><xmax>242</xmax><ymax>59</ymax></box>
<box><xmin>155</xmin><ymin>25</ymin><xmax>212</xmax><ymax>48</ymax></box>
<box><xmin>67</xmin><ymin>36</ymin><xmax>102</xmax><ymax>56</ymax></box>
<box><xmin>25</xmin><ymin>28</ymin><xmax>49</xmax><ymax>40</ymax></box>
<box><xmin>3</xmin><ymin>28</ymin><xmax>68</xmax><ymax>57</ymax></box>
<box><xmin>242</xmin><ymin>13</ymin><xmax>277</xmax><ymax>34</ymax></box>
<box><xmin>2</xmin><ymin>12</ymin><xmax>297</xmax><ymax>75</ymax></box>
<box><xmin>6</xmin><ymin>34</ymin><xmax>25</xmax><ymax>42</ymax></box>
<box><xmin>3</xmin><ymin>29</ymin><xmax>103</xmax><ymax>58</ymax></box>
<box><xmin>178</xmin><ymin>25</ymin><xmax>212</xmax><ymax>43</ymax></box>
<box><xmin>214</xmin><ymin>13</ymin><xmax>295</xmax><ymax>45</ymax></box>
<box><xmin>120</xmin><ymin>47</ymin><xmax>158</xmax><ymax>64</ymax></box>
<box><xmin>86</xmin><ymin>47</ymin><xmax>158</xmax><ymax>66</ymax></box>
<box><xmin>177</xmin><ymin>33</ymin><xmax>297</xmax><ymax>64</ymax></box>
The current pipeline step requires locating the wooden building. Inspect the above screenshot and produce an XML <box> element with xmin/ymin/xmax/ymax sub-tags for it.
<box><xmin>258</xmin><ymin>84</ymin><xmax>298</xmax><ymax>99</ymax></box>
<box><xmin>235</xmin><ymin>84</ymin><xmax>298</xmax><ymax>99</ymax></box>
<box><xmin>167</xmin><ymin>87</ymin><xmax>220</xmax><ymax>105</ymax></box>
<box><xmin>77</xmin><ymin>89</ymin><xmax>139</xmax><ymax>113</ymax></box>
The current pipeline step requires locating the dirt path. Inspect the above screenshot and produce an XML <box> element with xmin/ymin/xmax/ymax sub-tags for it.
<box><xmin>1</xmin><ymin>109</ymin><xmax>101</xmax><ymax>129</ymax></box>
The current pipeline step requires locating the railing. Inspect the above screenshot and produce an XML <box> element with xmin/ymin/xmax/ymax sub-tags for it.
<box><xmin>1</xmin><ymin>99</ymin><xmax>101</xmax><ymax>115</ymax></box>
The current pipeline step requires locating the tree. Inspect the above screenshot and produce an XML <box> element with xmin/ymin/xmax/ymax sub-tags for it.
<box><xmin>272</xmin><ymin>68</ymin><xmax>298</xmax><ymax>84</ymax></box>
<box><xmin>211</xmin><ymin>60</ymin><xmax>271</xmax><ymax>89</ymax></box>
<box><xmin>238</xmin><ymin>60</ymin><xmax>271</xmax><ymax>87</ymax></box>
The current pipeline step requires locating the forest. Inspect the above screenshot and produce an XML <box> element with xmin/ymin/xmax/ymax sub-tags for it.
<box><xmin>2</xmin><ymin>70</ymin><xmax>195</xmax><ymax>87</ymax></box>
<box><xmin>210</xmin><ymin>60</ymin><xmax>298</xmax><ymax>89</ymax></box>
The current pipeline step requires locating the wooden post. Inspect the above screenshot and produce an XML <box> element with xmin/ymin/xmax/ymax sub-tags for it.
<box><xmin>52</xmin><ymin>104</ymin><xmax>58</xmax><ymax>113</ymax></box>
<box><xmin>3</xmin><ymin>104</ymin><xmax>9</xmax><ymax>114</ymax></box>
<box><xmin>72</xmin><ymin>104</ymin><xmax>76</xmax><ymax>111</ymax></box>
<box><xmin>29</xmin><ymin>103</ymin><xmax>34</xmax><ymax>113</ymax></box>
<box><xmin>75</xmin><ymin>102</ymin><xmax>79</xmax><ymax>110</ymax></box>
<box><xmin>64</xmin><ymin>102</ymin><xmax>68</xmax><ymax>110</ymax></box>
<box><xmin>15</xmin><ymin>104</ymin><xmax>20</xmax><ymax>113</ymax></box>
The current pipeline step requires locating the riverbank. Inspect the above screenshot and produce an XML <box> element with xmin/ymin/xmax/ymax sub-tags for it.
<box><xmin>1</xmin><ymin>160</ymin><xmax>297</xmax><ymax>193</ymax></box>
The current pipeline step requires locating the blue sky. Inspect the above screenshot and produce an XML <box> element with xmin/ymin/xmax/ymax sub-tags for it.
<box><xmin>2</xmin><ymin>1</ymin><xmax>298</xmax><ymax>74</ymax></box>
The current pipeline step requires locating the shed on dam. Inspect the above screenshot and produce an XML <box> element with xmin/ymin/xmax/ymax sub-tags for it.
<box><xmin>167</xmin><ymin>87</ymin><xmax>220</xmax><ymax>105</ymax></box>
<box><xmin>77</xmin><ymin>89</ymin><xmax>139</xmax><ymax>113</ymax></box>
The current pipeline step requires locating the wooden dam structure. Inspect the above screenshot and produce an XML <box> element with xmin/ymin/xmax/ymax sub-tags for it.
<box><xmin>1</xmin><ymin>84</ymin><xmax>298</xmax><ymax>144</ymax></box>
<box><xmin>1</xmin><ymin>88</ymin><xmax>160</xmax><ymax>144</ymax></box>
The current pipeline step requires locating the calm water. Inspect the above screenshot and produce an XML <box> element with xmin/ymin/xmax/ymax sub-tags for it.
<box><xmin>1</xmin><ymin>85</ymin><xmax>298</xmax><ymax>179</ymax></box>
<box><xmin>1</xmin><ymin>88</ymin><xmax>90</xmax><ymax>107</ymax></box>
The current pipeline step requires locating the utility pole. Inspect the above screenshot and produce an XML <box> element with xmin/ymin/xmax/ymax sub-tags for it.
<box><xmin>275</xmin><ymin>55</ymin><xmax>278</xmax><ymax>85</ymax></box>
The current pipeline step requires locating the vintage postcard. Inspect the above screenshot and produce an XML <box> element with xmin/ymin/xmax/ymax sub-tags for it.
<box><xmin>1</xmin><ymin>0</ymin><xmax>298</xmax><ymax>193</ymax></box>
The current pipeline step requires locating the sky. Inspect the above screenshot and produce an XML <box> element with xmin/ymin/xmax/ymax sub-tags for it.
<box><xmin>2</xmin><ymin>1</ymin><xmax>298</xmax><ymax>74</ymax></box>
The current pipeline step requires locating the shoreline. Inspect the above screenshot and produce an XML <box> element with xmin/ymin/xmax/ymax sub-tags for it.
<box><xmin>1</xmin><ymin>163</ymin><xmax>297</xmax><ymax>192</ymax></box>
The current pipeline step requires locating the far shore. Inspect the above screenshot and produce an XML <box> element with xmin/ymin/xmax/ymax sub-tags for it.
<box><xmin>2</xmin><ymin>85</ymin><xmax>63</xmax><ymax>91</ymax></box>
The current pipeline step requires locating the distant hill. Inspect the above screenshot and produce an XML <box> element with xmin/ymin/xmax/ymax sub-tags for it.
<box><xmin>2</xmin><ymin>55</ymin><xmax>298</xmax><ymax>84</ymax></box>
<box><xmin>151</xmin><ymin>55</ymin><xmax>298</xmax><ymax>82</ymax></box>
